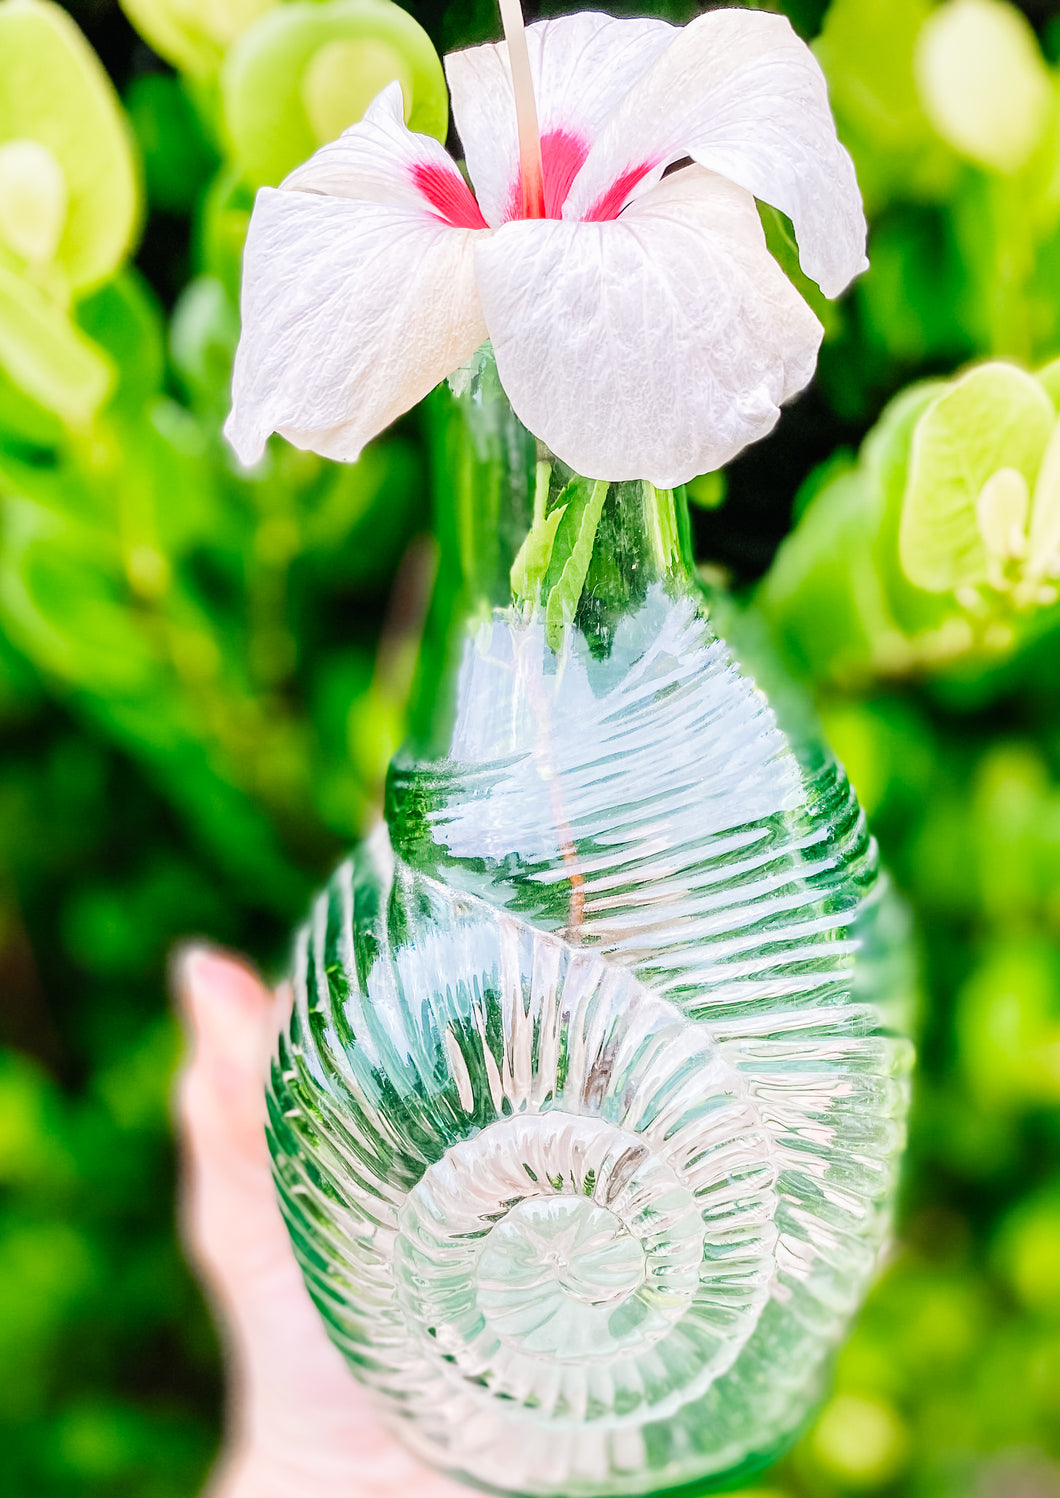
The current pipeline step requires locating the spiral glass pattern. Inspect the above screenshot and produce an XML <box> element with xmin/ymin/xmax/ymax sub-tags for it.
<box><xmin>267</xmin><ymin>567</ymin><xmax>913</xmax><ymax>1494</ymax></box>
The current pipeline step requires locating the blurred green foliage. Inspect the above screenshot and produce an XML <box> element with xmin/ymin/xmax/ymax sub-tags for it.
<box><xmin>2</xmin><ymin>0</ymin><xmax>1060</xmax><ymax>1494</ymax></box>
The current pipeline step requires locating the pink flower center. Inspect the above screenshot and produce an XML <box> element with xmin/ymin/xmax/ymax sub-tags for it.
<box><xmin>503</xmin><ymin>128</ymin><xmax>587</xmax><ymax>221</ymax></box>
<box><xmin>581</xmin><ymin>162</ymin><xmax>657</xmax><ymax>223</ymax></box>
<box><xmin>501</xmin><ymin>134</ymin><xmax>656</xmax><ymax>224</ymax></box>
<box><xmin>541</xmin><ymin>128</ymin><xmax>589</xmax><ymax>218</ymax></box>
<box><xmin>418</xmin><ymin>1</ymin><xmax>659</xmax><ymax>231</ymax></box>
<box><xmin>412</xmin><ymin>163</ymin><xmax>489</xmax><ymax>231</ymax></box>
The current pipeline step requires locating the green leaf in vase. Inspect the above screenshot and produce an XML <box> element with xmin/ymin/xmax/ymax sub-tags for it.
<box><xmin>543</xmin><ymin>476</ymin><xmax>609</xmax><ymax>651</ymax></box>
<box><xmin>510</xmin><ymin>461</ymin><xmax>564</xmax><ymax>604</ymax></box>
<box><xmin>221</xmin><ymin>0</ymin><xmax>448</xmax><ymax>189</ymax></box>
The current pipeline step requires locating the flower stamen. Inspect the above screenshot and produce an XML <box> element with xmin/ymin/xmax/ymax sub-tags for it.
<box><xmin>497</xmin><ymin>0</ymin><xmax>545</xmax><ymax>218</ymax></box>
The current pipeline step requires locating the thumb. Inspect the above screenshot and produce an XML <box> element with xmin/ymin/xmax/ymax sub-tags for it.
<box><xmin>172</xmin><ymin>943</ymin><xmax>477</xmax><ymax>1498</ymax></box>
<box><xmin>173</xmin><ymin>944</ymin><xmax>291</xmax><ymax>1300</ymax></box>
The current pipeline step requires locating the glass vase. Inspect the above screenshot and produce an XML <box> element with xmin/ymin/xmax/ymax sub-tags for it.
<box><xmin>266</xmin><ymin>348</ymin><xmax>914</xmax><ymax>1497</ymax></box>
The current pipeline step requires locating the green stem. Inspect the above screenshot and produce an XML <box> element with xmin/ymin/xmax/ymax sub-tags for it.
<box><xmin>409</xmin><ymin>347</ymin><xmax>698</xmax><ymax>750</ymax></box>
<box><xmin>643</xmin><ymin>481</ymin><xmax>681</xmax><ymax>575</ymax></box>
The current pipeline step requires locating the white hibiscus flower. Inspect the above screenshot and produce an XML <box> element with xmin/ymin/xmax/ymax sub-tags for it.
<box><xmin>225</xmin><ymin>4</ymin><xmax>866</xmax><ymax>489</ymax></box>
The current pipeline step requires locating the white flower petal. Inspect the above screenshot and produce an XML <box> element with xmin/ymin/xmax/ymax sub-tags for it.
<box><xmin>445</xmin><ymin>14</ymin><xmax>675</xmax><ymax>226</ymax></box>
<box><xmin>282</xmin><ymin>80</ymin><xmax>486</xmax><ymax>228</ymax></box>
<box><xmin>563</xmin><ymin>9</ymin><xmax>866</xmax><ymax>298</ymax></box>
<box><xmin>224</xmin><ymin>188</ymin><xmax>487</xmax><ymax>466</ymax></box>
<box><xmin>475</xmin><ymin>167</ymin><xmax>822</xmax><ymax>488</ymax></box>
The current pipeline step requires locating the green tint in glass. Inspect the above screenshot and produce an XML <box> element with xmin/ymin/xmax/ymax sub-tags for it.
<box><xmin>267</xmin><ymin>346</ymin><xmax>915</xmax><ymax>1497</ymax></box>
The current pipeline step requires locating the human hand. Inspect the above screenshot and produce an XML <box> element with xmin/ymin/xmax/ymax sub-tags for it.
<box><xmin>174</xmin><ymin>944</ymin><xmax>473</xmax><ymax>1498</ymax></box>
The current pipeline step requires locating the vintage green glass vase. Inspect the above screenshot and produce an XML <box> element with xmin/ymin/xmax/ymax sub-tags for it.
<box><xmin>267</xmin><ymin>349</ymin><xmax>913</xmax><ymax>1497</ymax></box>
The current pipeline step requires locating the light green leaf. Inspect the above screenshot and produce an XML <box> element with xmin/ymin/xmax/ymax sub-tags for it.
<box><xmin>1028</xmin><ymin>417</ymin><xmax>1060</xmax><ymax>578</ymax></box>
<box><xmin>0</xmin><ymin>138</ymin><xmax>66</xmax><ymax>267</ymax></box>
<box><xmin>169</xmin><ymin>274</ymin><xmax>240</xmax><ymax>408</ymax></box>
<box><xmin>814</xmin><ymin>0</ymin><xmax>957</xmax><ymax>208</ymax></box>
<box><xmin>543</xmin><ymin>478</ymin><xmax>609</xmax><ymax>652</ymax></box>
<box><xmin>866</xmin><ymin>379</ymin><xmax>953</xmax><ymax>640</ymax></box>
<box><xmin>510</xmin><ymin>462</ymin><xmax>561</xmax><ymax>604</ymax></box>
<box><xmin>976</xmin><ymin>467</ymin><xmax>1030</xmax><ymax>560</ymax></box>
<box><xmin>0</xmin><ymin>261</ymin><xmax>112</xmax><ymax>426</ymax></box>
<box><xmin>957</xmin><ymin>939</ymin><xmax>1060</xmax><ymax>1107</ymax></box>
<box><xmin>0</xmin><ymin>497</ymin><xmax>158</xmax><ymax>692</ymax></box>
<box><xmin>119</xmin><ymin>0</ymin><xmax>277</xmax><ymax>78</ymax></box>
<box><xmin>301</xmin><ymin>36</ymin><xmax>411</xmax><ymax>146</ymax></box>
<box><xmin>915</xmin><ymin>0</ymin><xmax>1052</xmax><ymax>174</ymax></box>
<box><xmin>815</xmin><ymin>0</ymin><xmax>935</xmax><ymax>154</ymax></box>
<box><xmin>222</xmin><ymin>0</ymin><xmax>447</xmax><ymax>188</ymax></box>
<box><xmin>900</xmin><ymin>363</ymin><xmax>1055</xmax><ymax>591</ymax></box>
<box><xmin>198</xmin><ymin>166</ymin><xmax>254</xmax><ymax>303</ymax></box>
<box><xmin>759</xmin><ymin>463</ymin><xmax>904</xmax><ymax>684</ymax></box>
<box><xmin>686</xmin><ymin>470</ymin><xmax>726</xmax><ymax>511</ymax></box>
<box><xmin>1036</xmin><ymin>356</ymin><xmax>1060</xmax><ymax>411</ymax></box>
<box><xmin>78</xmin><ymin>269</ymin><xmax>166</xmax><ymax>417</ymax></box>
<box><xmin>511</xmin><ymin>505</ymin><xmax>567</xmax><ymax>607</ymax></box>
<box><xmin>864</xmin><ymin>379</ymin><xmax>948</xmax><ymax>513</ymax></box>
<box><xmin>0</xmin><ymin>0</ymin><xmax>140</xmax><ymax>292</ymax></box>
<box><xmin>0</xmin><ymin>358</ymin><xmax>64</xmax><ymax>446</ymax></box>
<box><xmin>759</xmin><ymin>204</ymin><xmax>834</xmax><ymax>331</ymax></box>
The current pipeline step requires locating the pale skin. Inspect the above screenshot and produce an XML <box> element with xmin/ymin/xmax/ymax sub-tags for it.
<box><xmin>174</xmin><ymin>944</ymin><xmax>475</xmax><ymax>1498</ymax></box>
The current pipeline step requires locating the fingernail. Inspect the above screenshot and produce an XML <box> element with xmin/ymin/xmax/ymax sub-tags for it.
<box><xmin>172</xmin><ymin>942</ymin><xmax>265</xmax><ymax>1071</ymax></box>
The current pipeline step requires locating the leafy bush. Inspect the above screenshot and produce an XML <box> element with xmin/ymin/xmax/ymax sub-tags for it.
<box><xmin>1</xmin><ymin>0</ymin><xmax>1060</xmax><ymax>1494</ymax></box>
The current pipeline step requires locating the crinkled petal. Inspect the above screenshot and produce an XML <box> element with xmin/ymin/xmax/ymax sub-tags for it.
<box><xmin>283</xmin><ymin>80</ymin><xmax>486</xmax><ymax>229</ymax></box>
<box><xmin>445</xmin><ymin>14</ymin><xmax>675</xmax><ymax>225</ymax></box>
<box><xmin>224</xmin><ymin>189</ymin><xmax>487</xmax><ymax>466</ymax></box>
<box><xmin>563</xmin><ymin>9</ymin><xmax>866</xmax><ymax>298</ymax></box>
<box><xmin>474</xmin><ymin>167</ymin><xmax>822</xmax><ymax>488</ymax></box>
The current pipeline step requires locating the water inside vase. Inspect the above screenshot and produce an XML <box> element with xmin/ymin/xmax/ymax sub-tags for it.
<box><xmin>266</xmin><ymin>354</ymin><xmax>914</xmax><ymax>1497</ymax></box>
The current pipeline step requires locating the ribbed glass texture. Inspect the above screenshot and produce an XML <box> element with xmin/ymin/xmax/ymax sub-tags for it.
<box><xmin>267</xmin><ymin>363</ymin><xmax>914</xmax><ymax>1497</ymax></box>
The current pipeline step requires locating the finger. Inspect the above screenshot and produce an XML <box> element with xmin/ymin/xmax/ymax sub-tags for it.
<box><xmin>172</xmin><ymin>944</ymin><xmax>368</xmax><ymax>1427</ymax></box>
<box><xmin>173</xmin><ymin>944</ymin><xmax>477</xmax><ymax>1498</ymax></box>
<box><xmin>173</xmin><ymin>944</ymin><xmax>289</xmax><ymax>1297</ymax></box>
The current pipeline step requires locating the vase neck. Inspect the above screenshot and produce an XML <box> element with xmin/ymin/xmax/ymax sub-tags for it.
<box><xmin>407</xmin><ymin>345</ymin><xmax>697</xmax><ymax>755</ymax></box>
